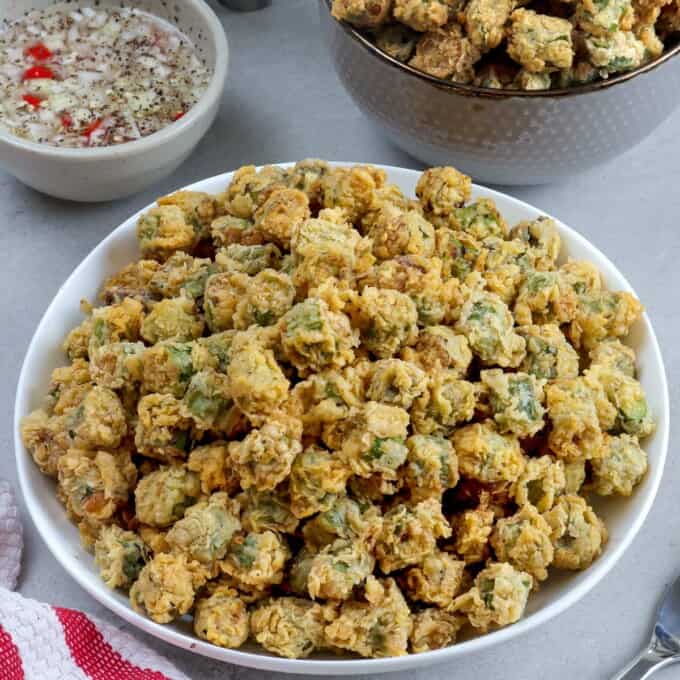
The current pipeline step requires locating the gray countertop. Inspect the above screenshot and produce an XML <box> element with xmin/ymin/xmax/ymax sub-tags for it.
<box><xmin>1</xmin><ymin>2</ymin><xmax>679</xmax><ymax>679</ymax></box>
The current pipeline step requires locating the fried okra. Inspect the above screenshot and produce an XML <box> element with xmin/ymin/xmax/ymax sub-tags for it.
<box><xmin>130</xmin><ymin>552</ymin><xmax>205</xmax><ymax>623</ymax></box>
<box><xmin>452</xmin><ymin>562</ymin><xmax>532</xmax><ymax>631</ymax></box>
<box><xmin>543</xmin><ymin>495</ymin><xmax>607</xmax><ymax>569</ymax></box>
<box><xmin>94</xmin><ymin>525</ymin><xmax>150</xmax><ymax>590</ymax></box>
<box><xmin>456</xmin><ymin>291</ymin><xmax>526</xmax><ymax>367</ymax></box>
<box><xmin>375</xmin><ymin>24</ymin><xmax>419</xmax><ymax>62</ymax></box>
<box><xmin>325</xmin><ymin>577</ymin><xmax>412</xmax><ymax>657</ymax></box>
<box><xmin>376</xmin><ymin>499</ymin><xmax>452</xmax><ymax>572</ymax></box>
<box><xmin>508</xmin><ymin>9</ymin><xmax>574</xmax><ymax>72</ymax></box>
<box><xmin>24</xmin><ymin>161</ymin><xmax>654</xmax><ymax>660</ymax></box>
<box><xmin>251</xmin><ymin>597</ymin><xmax>331</xmax><ymax>658</ymax></box>
<box><xmin>194</xmin><ymin>587</ymin><xmax>250</xmax><ymax>649</ymax></box>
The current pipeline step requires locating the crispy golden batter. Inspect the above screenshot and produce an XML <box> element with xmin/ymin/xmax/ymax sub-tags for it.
<box><xmin>23</xmin><ymin>162</ymin><xmax>652</xmax><ymax>660</ymax></box>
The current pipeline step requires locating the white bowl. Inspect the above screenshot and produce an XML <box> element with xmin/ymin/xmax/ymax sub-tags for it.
<box><xmin>0</xmin><ymin>0</ymin><xmax>228</xmax><ymax>202</ymax></box>
<box><xmin>13</xmin><ymin>163</ymin><xmax>669</xmax><ymax>674</ymax></box>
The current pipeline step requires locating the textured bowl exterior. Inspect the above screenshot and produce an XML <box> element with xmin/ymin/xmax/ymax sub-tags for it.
<box><xmin>321</xmin><ymin>4</ymin><xmax>680</xmax><ymax>185</ymax></box>
<box><xmin>14</xmin><ymin>163</ymin><xmax>669</xmax><ymax>674</ymax></box>
<box><xmin>0</xmin><ymin>0</ymin><xmax>228</xmax><ymax>202</ymax></box>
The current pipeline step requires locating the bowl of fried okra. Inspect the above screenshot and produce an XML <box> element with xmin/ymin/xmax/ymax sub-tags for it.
<box><xmin>322</xmin><ymin>0</ymin><xmax>680</xmax><ymax>185</ymax></box>
<box><xmin>15</xmin><ymin>161</ymin><xmax>668</xmax><ymax>673</ymax></box>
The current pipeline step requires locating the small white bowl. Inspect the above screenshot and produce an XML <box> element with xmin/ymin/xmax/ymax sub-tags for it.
<box><xmin>0</xmin><ymin>0</ymin><xmax>228</xmax><ymax>202</ymax></box>
<box><xmin>13</xmin><ymin>163</ymin><xmax>669</xmax><ymax>674</ymax></box>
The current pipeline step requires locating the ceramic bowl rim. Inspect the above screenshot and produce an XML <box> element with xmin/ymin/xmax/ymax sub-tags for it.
<box><xmin>0</xmin><ymin>0</ymin><xmax>229</xmax><ymax>159</ymax></box>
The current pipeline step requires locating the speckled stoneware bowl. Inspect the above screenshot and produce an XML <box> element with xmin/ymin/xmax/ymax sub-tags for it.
<box><xmin>320</xmin><ymin>1</ymin><xmax>680</xmax><ymax>185</ymax></box>
<box><xmin>0</xmin><ymin>0</ymin><xmax>228</xmax><ymax>202</ymax></box>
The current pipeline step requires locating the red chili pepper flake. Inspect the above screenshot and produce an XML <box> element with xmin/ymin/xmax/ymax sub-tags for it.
<box><xmin>173</xmin><ymin>111</ymin><xmax>185</xmax><ymax>121</ymax></box>
<box><xmin>22</xmin><ymin>94</ymin><xmax>43</xmax><ymax>109</ymax></box>
<box><xmin>61</xmin><ymin>114</ymin><xmax>73</xmax><ymax>129</ymax></box>
<box><xmin>82</xmin><ymin>118</ymin><xmax>102</xmax><ymax>138</ymax></box>
<box><xmin>23</xmin><ymin>65</ymin><xmax>55</xmax><ymax>81</ymax></box>
<box><xmin>25</xmin><ymin>43</ymin><xmax>53</xmax><ymax>61</ymax></box>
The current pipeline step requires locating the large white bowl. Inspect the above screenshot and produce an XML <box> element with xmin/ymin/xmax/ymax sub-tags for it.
<box><xmin>14</xmin><ymin>163</ymin><xmax>669</xmax><ymax>674</ymax></box>
<box><xmin>0</xmin><ymin>0</ymin><xmax>228</xmax><ymax>202</ymax></box>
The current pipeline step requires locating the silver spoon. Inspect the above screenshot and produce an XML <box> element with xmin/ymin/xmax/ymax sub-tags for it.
<box><xmin>614</xmin><ymin>575</ymin><xmax>680</xmax><ymax>679</ymax></box>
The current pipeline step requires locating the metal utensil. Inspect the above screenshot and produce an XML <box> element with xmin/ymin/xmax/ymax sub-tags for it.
<box><xmin>613</xmin><ymin>575</ymin><xmax>680</xmax><ymax>679</ymax></box>
<box><xmin>217</xmin><ymin>0</ymin><xmax>271</xmax><ymax>10</ymax></box>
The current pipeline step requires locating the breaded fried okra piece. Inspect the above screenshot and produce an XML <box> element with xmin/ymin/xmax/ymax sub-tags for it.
<box><xmin>94</xmin><ymin>525</ymin><xmax>150</xmax><ymax>590</ymax></box>
<box><xmin>416</xmin><ymin>166</ymin><xmax>472</xmax><ymax>217</ymax></box>
<box><xmin>545</xmin><ymin>378</ymin><xmax>604</xmax><ymax>462</ymax></box>
<box><xmin>451</xmin><ymin>498</ymin><xmax>496</xmax><ymax>564</ymax></box>
<box><xmin>187</xmin><ymin>441</ymin><xmax>240</xmax><ymax>496</ymax></box>
<box><xmin>376</xmin><ymin>499</ymin><xmax>452</xmax><ymax>572</ymax></box>
<box><xmin>251</xmin><ymin>597</ymin><xmax>331</xmax><ymax>658</ymax></box>
<box><xmin>21</xmin><ymin>409</ymin><xmax>71</xmax><ymax>477</ymax></box>
<box><xmin>222</xmin><ymin>165</ymin><xmax>289</xmax><ymax>220</ymax></box>
<box><xmin>135</xmin><ymin>393</ymin><xmax>191</xmax><ymax>461</ymax></box>
<box><xmin>569</xmin><ymin>290</ymin><xmax>643</xmax><ymax>350</ymax></box>
<box><xmin>481</xmin><ymin>369</ymin><xmax>546</xmax><ymax>438</ymax></box>
<box><xmin>216</xmin><ymin>242</ymin><xmax>283</xmax><ymax>275</ymax></box>
<box><xmin>221</xmin><ymin>531</ymin><xmax>291</xmax><ymax>589</ymax></box>
<box><xmin>228</xmin><ymin>418</ymin><xmax>303</xmax><ymax>491</ymax></box>
<box><xmin>204</xmin><ymin>272</ymin><xmax>249</xmax><ymax>332</ymax></box>
<box><xmin>584</xmin><ymin>31</ymin><xmax>646</xmax><ymax>73</ymax></box>
<box><xmin>542</xmin><ymin>495</ymin><xmax>607</xmax><ymax>570</ymax></box>
<box><xmin>58</xmin><ymin>447</ymin><xmax>136</xmax><ymax>524</ymax></box>
<box><xmin>319</xmin><ymin>164</ymin><xmax>386</xmax><ymax>223</ymax></box>
<box><xmin>514</xmin><ymin>271</ymin><xmax>578</xmax><ymax>326</ymax></box>
<box><xmin>518</xmin><ymin>324</ymin><xmax>580</xmax><ymax>380</ymax></box>
<box><xmin>352</xmin><ymin>287</ymin><xmax>418</xmax><ymax>358</ymax></box>
<box><xmin>181</xmin><ymin>369</ymin><xmax>233</xmax><ymax>433</ymax></box>
<box><xmin>453</xmin><ymin>421</ymin><xmax>526</xmax><ymax>484</ymax></box>
<box><xmin>403</xmin><ymin>551</ymin><xmax>467</xmax><ymax>606</ymax></box>
<box><xmin>148</xmin><ymin>252</ymin><xmax>217</xmax><ymax>301</ymax></box>
<box><xmin>130</xmin><ymin>552</ymin><xmax>206</xmax><ymax>624</ymax></box>
<box><xmin>375</xmin><ymin>24</ymin><xmax>419</xmax><ymax>62</ymax></box>
<box><xmin>575</xmin><ymin>0</ymin><xmax>635</xmax><ymax>36</ymax></box>
<box><xmin>46</xmin><ymin>359</ymin><xmax>92</xmax><ymax>414</ymax></box>
<box><xmin>166</xmin><ymin>492</ymin><xmax>241</xmax><ymax>570</ymax></box>
<box><xmin>512</xmin><ymin>455</ymin><xmax>566</xmax><ymax>512</ymax></box>
<box><xmin>585</xmin><ymin>366</ymin><xmax>655</xmax><ymax>437</ymax></box>
<box><xmin>410</xmin><ymin>372</ymin><xmax>476</xmax><ymax>436</ymax></box>
<box><xmin>464</xmin><ymin>0</ymin><xmax>514</xmax><ymax>51</ymax></box>
<box><xmin>141</xmin><ymin>340</ymin><xmax>195</xmax><ymax>397</ymax></box>
<box><xmin>402</xmin><ymin>326</ymin><xmax>473</xmax><ymax>375</ymax></box>
<box><xmin>290</xmin><ymin>217</ymin><xmax>374</xmax><ymax>294</ymax></box>
<box><xmin>157</xmin><ymin>190</ymin><xmax>220</xmax><ymax>242</ymax></box>
<box><xmin>590</xmin><ymin>433</ymin><xmax>648</xmax><ymax>496</ymax></box>
<box><xmin>90</xmin><ymin>341</ymin><xmax>145</xmax><ymax>390</ymax></box>
<box><xmin>456</xmin><ymin>291</ymin><xmax>526</xmax><ymax>367</ymax></box>
<box><xmin>339</xmin><ymin>401</ymin><xmax>409</xmax><ymax>479</ymax></box>
<box><xmin>194</xmin><ymin>586</ymin><xmax>249</xmax><ymax>649</ymax></box>
<box><xmin>137</xmin><ymin>205</ymin><xmax>196</xmax><ymax>262</ymax></box>
<box><xmin>589</xmin><ymin>339</ymin><xmax>637</xmax><ymax>377</ymax></box>
<box><xmin>366</xmin><ymin>359</ymin><xmax>428</xmax><ymax>410</ymax></box>
<box><xmin>191</xmin><ymin>331</ymin><xmax>236</xmax><ymax>373</ymax></box>
<box><xmin>394</xmin><ymin>0</ymin><xmax>451</xmax><ymax>31</ymax></box>
<box><xmin>140</xmin><ymin>297</ymin><xmax>204</xmax><ymax>343</ymax></box>
<box><xmin>88</xmin><ymin>298</ymin><xmax>144</xmax><ymax>354</ymax></box>
<box><xmin>510</xmin><ymin>216</ymin><xmax>561</xmax><ymax>271</ymax></box>
<box><xmin>302</xmin><ymin>496</ymin><xmax>383</xmax><ymax>548</ymax></box>
<box><xmin>227</xmin><ymin>334</ymin><xmax>290</xmax><ymax>423</ymax></box>
<box><xmin>289</xmin><ymin>446</ymin><xmax>350</xmax><ymax>519</ymax></box>
<box><xmin>305</xmin><ymin>539</ymin><xmax>376</xmax><ymax>600</ymax></box>
<box><xmin>134</xmin><ymin>465</ymin><xmax>200</xmax><ymax>528</ymax></box>
<box><xmin>239</xmin><ymin>488</ymin><xmax>300</xmax><ymax>534</ymax></box>
<box><xmin>490</xmin><ymin>505</ymin><xmax>554</xmax><ymax>582</ymax></box>
<box><xmin>99</xmin><ymin>260</ymin><xmax>160</xmax><ymax>306</ymax></box>
<box><xmin>280</xmin><ymin>298</ymin><xmax>358</xmax><ymax>375</ymax></box>
<box><xmin>366</xmin><ymin>204</ymin><xmax>436</xmax><ymax>260</ymax></box>
<box><xmin>452</xmin><ymin>562</ymin><xmax>533</xmax><ymax>631</ymax></box>
<box><xmin>288</xmin><ymin>158</ymin><xmax>331</xmax><ymax>207</ymax></box>
<box><xmin>331</xmin><ymin>0</ymin><xmax>394</xmax><ymax>27</ymax></box>
<box><xmin>253</xmin><ymin>188</ymin><xmax>310</xmax><ymax>249</ymax></box>
<box><xmin>66</xmin><ymin>386</ymin><xmax>127</xmax><ymax>450</ymax></box>
<box><xmin>447</xmin><ymin>199</ymin><xmax>508</xmax><ymax>239</ymax></box>
<box><xmin>409</xmin><ymin>23</ymin><xmax>482</xmax><ymax>82</ymax></box>
<box><xmin>324</xmin><ymin>577</ymin><xmax>412</xmax><ymax>658</ymax></box>
<box><xmin>427</xmin><ymin>451</ymin><xmax>470</xmax><ymax>509</ymax></box>
<box><xmin>507</xmin><ymin>9</ymin><xmax>574</xmax><ymax>73</ymax></box>
<box><xmin>409</xmin><ymin>609</ymin><xmax>466</xmax><ymax>653</ymax></box>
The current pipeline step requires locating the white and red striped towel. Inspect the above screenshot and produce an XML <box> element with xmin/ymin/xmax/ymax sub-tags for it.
<box><xmin>0</xmin><ymin>481</ymin><xmax>190</xmax><ymax>680</ymax></box>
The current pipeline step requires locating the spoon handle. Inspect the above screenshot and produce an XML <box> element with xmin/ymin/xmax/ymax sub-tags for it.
<box><xmin>613</xmin><ymin>646</ymin><xmax>680</xmax><ymax>680</ymax></box>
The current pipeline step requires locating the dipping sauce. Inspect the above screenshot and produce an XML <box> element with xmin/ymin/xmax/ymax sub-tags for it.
<box><xmin>0</xmin><ymin>7</ymin><xmax>213</xmax><ymax>148</ymax></box>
